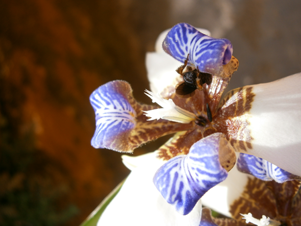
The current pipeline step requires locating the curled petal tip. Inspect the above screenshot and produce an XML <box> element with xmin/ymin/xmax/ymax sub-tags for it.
<box><xmin>162</xmin><ymin>23</ymin><xmax>233</xmax><ymax>75</ymax></box>
<box><xmin>237</xmin><ymin>153</ymin><xmax>301</xmax><ymax>183</ymax></box>
<box><xmin>90</xmin><ymin>81</ymin><xmax>136</xmax><ymax>152</ymax></box>
<box><xmin>154</xmin><ymin>133</ymin><xmax>230</xmax><ymax>215</ymax></box>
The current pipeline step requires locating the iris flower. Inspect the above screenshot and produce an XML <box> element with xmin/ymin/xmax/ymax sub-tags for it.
<box><xmin>88</xmin><ymin>23</ymin><xmax>301</xmax><ymax>225</ymax></box>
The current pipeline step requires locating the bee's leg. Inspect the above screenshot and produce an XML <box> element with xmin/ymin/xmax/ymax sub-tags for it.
<box><xmin>183</xmin><ymin>54</ymin><xmax>189</xmax><ymax>67</ymax></box>
<box><xmin>196</xmin><ymin>77</ymin><xmax>203</xmax><ymax>90</ymax></box>
<box><xmin>176</xmin><ymin>65</ymin><xmax>185</xmax><ymax>75</ymax></box>
<box><xmin>195</xmin><ymin>69</ymin><xmax>203</xmax><ymax>90</ymax></box>
<box><xmin>176</xmin><ymin>54</ymin><xmax>189</xmax><ymax>75</ymax></box>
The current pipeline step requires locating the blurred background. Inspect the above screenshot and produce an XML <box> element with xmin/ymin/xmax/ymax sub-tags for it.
<box><xmin>1</xmin><ymin>0</ymin><xmax>301</xmax><ymax>225</ymax></box>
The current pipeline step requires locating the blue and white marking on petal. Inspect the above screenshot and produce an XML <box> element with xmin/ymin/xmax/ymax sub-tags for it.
<box><xmin>90</xmin><ymin>81</ymin><xmax>136</xmax><ymax>150</ymax></box>
<box><xmin>237</xmin><ymin>153</ymin><xmax>300</xmax><ymax>183</ymax></box>
<box><xmin>162</xmin><ymin>23</ymin><xmax>233</xmax><ymax>75</ymax></box>
<box><xmin>153</xmin><ymin>133</ymin><xmax>229</xmax><ymax>215</ymax></box>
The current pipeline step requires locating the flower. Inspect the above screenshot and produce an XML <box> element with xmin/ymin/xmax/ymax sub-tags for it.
<box><xmin>89</xmin><ymin>23</ymin><xmax>301</xmax><ymax>224</ymax></box>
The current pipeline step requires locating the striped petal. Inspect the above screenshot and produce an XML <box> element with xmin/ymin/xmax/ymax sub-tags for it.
<box><xmin>155</xmin><ymin>28</ymin><xmax>211</xmax><ymax>54</ymax></box>
<box><xmin>90</xmin><ymin>80</ymin><xmax>192</xmax><ymax>153</ymax></box>
<box><xmin>219</xmin><ymin>73</ymin><xmax>301</xmax><ymax>177</ymax></box>
<box><xmin>162</xmin><ymin>23</ymin><xmax>233</xmax><ymax>75</ymax></box>
<box><xmin>237</xmin><ymin>153</ymin><xmax>300</xmax><ymax>183</ymax></box>
<box><xmin>146</xmin><ymin>27</ymin><xmax>210</xmax><ymax>97</ymax></box>
<box><xmin>201</xmin><ymin>166</ymin><xmax>250</xmax><ymax>218</ymax></box>
<box><xmin>90</xmin><ymin>81</ymin><xmax>136</xmax><ymax>150</ymax></box>
<box><xmin>97</xmin><ymin>152</ymin><xmax>203</xmax><ymax>226</ymax></box>
<box><xmin>154</xmin><ymin>133</ymin><xmax>231</xmax><ymax>215</ymax></box>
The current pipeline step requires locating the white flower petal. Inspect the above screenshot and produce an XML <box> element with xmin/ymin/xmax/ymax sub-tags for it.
<box><xmin>247</xmin><ymin>73</ymin><xmax>301</xmax><ymax>177</ymax></box>
<box><xmin>122</xmin><ymin>152</ymin><xmax>157</xmax><ymax>171</ymax></box>
<box><xmin>146</xmin><ymin>52</ymin><xmax>182</xmax><ymax>95</ymax></box>
<box><xmin>144</xmin><ymin>90</ymin><xmax>195</xmax><ymax>123</ymax></box>
<box><xmin>144</xmin><ymin>89</ymin><xmax>175</xmax><ymax>108</ymax></box>
<box><xmin>203</xmin><ymin>74</ymin><xmax>301</xmax><ymax>217</ymax></box>
<box><xmin>97</xmin><ymin>152</ymin><xmax>203</xmax><ymax>226</ymax></box>
<box><xmin>201</xmin><ymin>164</ymin><xmax>250</xmax><ymax>217</ymax></box>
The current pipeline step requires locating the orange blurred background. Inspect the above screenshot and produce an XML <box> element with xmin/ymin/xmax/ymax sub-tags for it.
<box><xmin>1</xmin><ymin>0</ymin><xmax>301</xmax><ymax>225</ymax></box>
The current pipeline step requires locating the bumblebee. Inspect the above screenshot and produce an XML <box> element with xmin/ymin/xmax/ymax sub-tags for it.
<box><xmin>176</xmin><ymin>55</ymin><xmax>212</xmax><ymax>97</ymax></box>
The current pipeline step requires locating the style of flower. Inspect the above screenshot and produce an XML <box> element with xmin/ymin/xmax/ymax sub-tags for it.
<box><xmin>89</xmin><ymin>23</ymin><xmax>301</xmax><ymax>223</ymax></box>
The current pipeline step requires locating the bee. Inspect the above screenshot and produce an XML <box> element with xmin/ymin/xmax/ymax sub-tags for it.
<box><xmin>175</xmin><ymin>55</ymin><xmax>212</xmax><ymax>97</ymax></box>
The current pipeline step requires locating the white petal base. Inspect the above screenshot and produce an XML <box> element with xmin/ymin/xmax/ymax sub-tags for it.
<box><xmin>98</xmin><ymin>152</ymin><xmax>203</xmax><ymax>226</ymax></box>
<box><xmin>146</xmin><ymin>52</ymin><xmax>182</xmax><ymax>96</ymax></box>
<box><xmin>247</xmin><ymin>73</ymin><xmax>301</xmax><ymax>177</ymax></box>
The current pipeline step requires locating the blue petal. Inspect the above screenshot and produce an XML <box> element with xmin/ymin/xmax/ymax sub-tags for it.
<box><xmin>90</xmin><ymin>81</ymin><xmax>136</xmax><ymax>150</ymax></box>
<box><xmin>154</xmin><ymin>133</ymin><xmax>228</xmax><ymax>215</ymax></box>
<box><xmin>162</xmin><ymin>23</ymin><xmax>233</xmax><ymax>75</ymax></box>
<box><xmin>237</xmin><ymin>153</ymin><xmax>301</xmax><ymax>183</ymax></box>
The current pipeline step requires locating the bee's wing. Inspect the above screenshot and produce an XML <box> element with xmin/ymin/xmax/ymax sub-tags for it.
<box><xmin>162</xmin><ymin>23</ymin><xmax>233</xmax><ymax>75</ymax></box>
<box><xmin>175</xmin><ymin>82</ymin><xmax>196</xmax><ymax>97</ymax></box>
<box><xmin>199</xmin><ymin>72</ymin><xmax>212</xmax><ymax>86</ymax></box>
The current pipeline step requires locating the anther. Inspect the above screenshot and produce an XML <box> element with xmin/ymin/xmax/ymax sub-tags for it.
<box><xmin>206</xmin><ymin>103</ymin><xmax>212</xmax><ymax>122</ymax></box>
<box><xmin>195</xmin><ymin>115</ymin><xmax>207</xmax><ymax>127</ymax></box>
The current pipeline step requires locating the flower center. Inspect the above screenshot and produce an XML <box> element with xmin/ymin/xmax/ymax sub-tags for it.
<box><xmin>195</xmin><ymin>115</ymin><xmax>208</xmax><ymax>127</ymax></box>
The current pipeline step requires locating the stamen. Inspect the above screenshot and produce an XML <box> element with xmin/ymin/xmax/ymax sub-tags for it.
<box><xmin>195</xmin><ymin>115</ymin><xmax>207</xmax><ymax>127</ymax></box>
<box><xmin>144</xmin><ymin>90</ymin><xmax>196</xmax><ymax>124</ymax></box>
<box><xmin>206</xmin><ymin>103</ymin><xmax>212</xmax><ymax>122</ymax></box>
<box><xmin>241</xmin><ymin>213</ymin><xmax>280</xmax><ymax>226</ymax></box>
